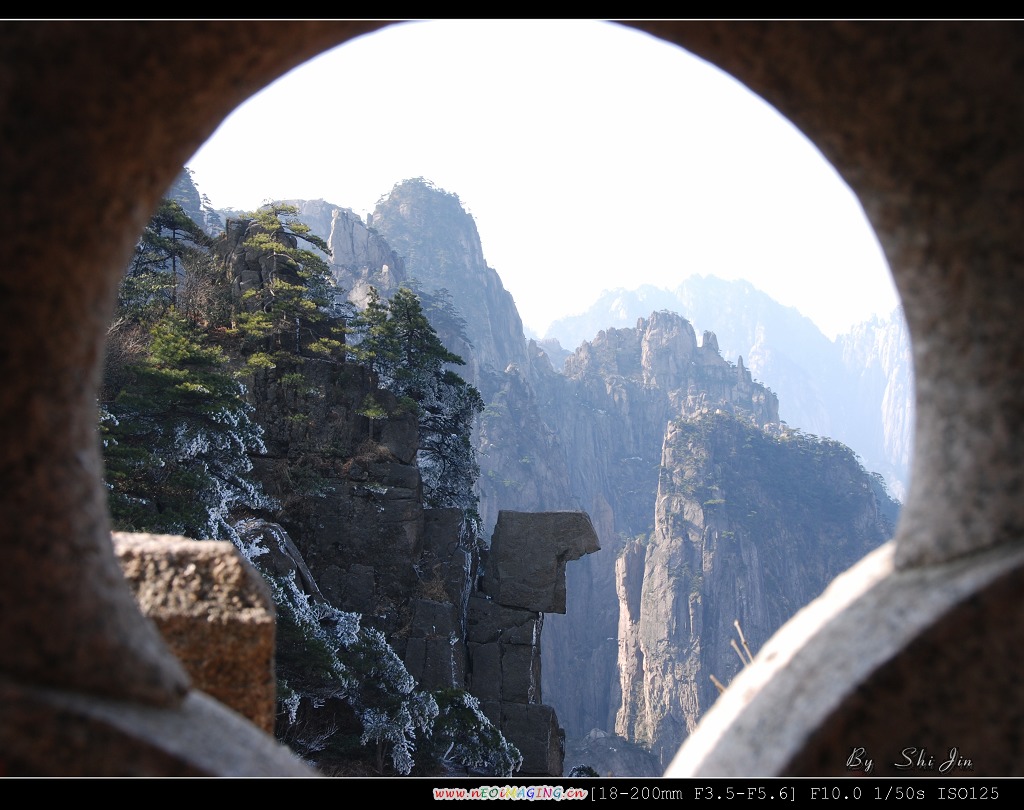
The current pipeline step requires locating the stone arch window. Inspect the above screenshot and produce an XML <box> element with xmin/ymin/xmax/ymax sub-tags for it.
<box><xmin>1</xmin><ymin>21</ymin><xmax>1021</xmax><ymax>776</ymax></box>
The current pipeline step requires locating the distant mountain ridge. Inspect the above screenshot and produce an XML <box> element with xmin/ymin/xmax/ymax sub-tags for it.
<box><xmin>546</xmin><ymin>278</ymin><xmax>913</xmax><ymax>501</ymax></box>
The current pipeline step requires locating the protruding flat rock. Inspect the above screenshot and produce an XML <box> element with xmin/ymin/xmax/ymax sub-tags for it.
<box><xmin>485</xmin><ymin>511</ymin><xmax>600</xmax><ymax>614</ymax></box>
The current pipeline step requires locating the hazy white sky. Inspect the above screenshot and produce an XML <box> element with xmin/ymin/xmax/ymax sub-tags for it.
<box><xmin>187</xmin><ymin>19</ymin><xmax>899</xmax><ymax>341</ymax></box>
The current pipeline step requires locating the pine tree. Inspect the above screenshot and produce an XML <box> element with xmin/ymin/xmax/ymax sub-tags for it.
<box><xmin>120</xmin><ymin>198</ymin><xmax>212</xmax><ymax>321</ymax></box>
<box><xmin>349</xmin><ymin>287</ymin><xmax>484</xmax><ymax>512</ymax></box>
<box><xmin>229</xmin><ymin>203</ymin><xmax>345</xmax><ymax>360</ymax></box>
<box><xmin>101</xmin><ymin>309</ymin><xmax>274</xmax><ymax>541</ymax></box>
<box><xmin>418</xmin><ymin>688</ymin><xmax>522</xmax><ymax>776</ymax></box>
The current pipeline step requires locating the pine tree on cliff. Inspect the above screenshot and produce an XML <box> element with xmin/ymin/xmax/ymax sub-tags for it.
<box><xmin>101</xmin><ymin>309</ymin><xmax>273</xmax><ymax>541</ymax></box>
<box><xmin>229</xmin><ymin>203</ymin><xmax>345</xmax><ymax>361</ymax></box>
<box><xmin>102</xmin><ymin>194</ymin><xmax>273</xmax><ymax>542</ymax></box>
<box><xmin>119</xmin><ymin>198</ymin><xmax>213</xmax><ymax>317</ymax></box>
<box><xmin>350</xmin><ymin>286</ymin><xmax>484</xmax><ymax>514</ymax></box>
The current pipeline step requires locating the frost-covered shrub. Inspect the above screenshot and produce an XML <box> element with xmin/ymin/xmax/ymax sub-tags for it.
<box><xmin>418</xmin><ymin>688</ymin><xmax>522</xmax><ymax>777</ymax></box>
<box><xmin>346</xmin><ymin>627</ymin><xmax>439</xmax><ymax>774</ymax></box>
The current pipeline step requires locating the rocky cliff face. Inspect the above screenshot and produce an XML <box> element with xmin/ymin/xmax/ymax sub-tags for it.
<box><xmin>223</xmin><ymin>177</ymin><xmax>900</xmax><ymax>775</ymax></box>
<box><xmin>361</xmin><ymin>180</ymin><xmax>578</xmax><ymax>536</ymax></box>
<box><xmin>290</xmin><ymin>180</ymin><xmax>531</xmax><ymax>410</ymax></box>
<box><xmin>287</xmin><ymin>198</ymin><xmax>407</xmax><ymax>311</ymax></box>
<box><xmin>166</xmin><ymin>168</ymin><xmax>224</xmax><ymax>235</ymax></box>
<box><xmin>537</xmin><ymin>313</ymin><xmax>785</xmax><ymax>743</ymax></box>
<box><xmin>470</xmin><ymin>511</ymin><xmax>600</xmax><ymax>774</ymax></box>
<box><xmin>367</xmin><ymin>179</ymin><xmax>531</xmax><ymax>393</ymax></box>
<box><xmin>217</xmin><ymin>215</ymin><xmax>431</xmax><ymax>644</ymax></box>
<box><xmin>615</xmin><ymin>414</ymin><xmax>898</xmax><ymax>768</ymax></box>
<box><xmin>213</xmin><ymin>209</ymin><xmax>593</xmax><ymax>776</ymax></box>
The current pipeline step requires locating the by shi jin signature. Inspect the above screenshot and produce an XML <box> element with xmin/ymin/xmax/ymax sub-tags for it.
<box><xmin>846</xmin><ymin>746</ymin><xmax>973</xmax><ymax>774</ymax></box>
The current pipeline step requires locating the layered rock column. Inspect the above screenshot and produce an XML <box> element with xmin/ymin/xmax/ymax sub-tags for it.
<box><xmin>467</xmin><ymin>511</ymin><xmax>600</xmax><ymax>775</ymax></box>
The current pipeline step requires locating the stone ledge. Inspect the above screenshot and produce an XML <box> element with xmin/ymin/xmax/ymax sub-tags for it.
<box><xmin>113</xmin><ymin>532</ymin><xmax>277</xmax><ymax>734</ymax></box>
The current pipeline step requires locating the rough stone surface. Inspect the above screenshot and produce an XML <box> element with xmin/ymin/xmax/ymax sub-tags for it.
<box><xmin>464</xmin><ymin>511</ymin><xmax>599</xmax><ymax>775</ymax></box>
<box><xmin>501</xmin><ymin>702</ymin><xmax>564</xmax><ymax>777</ymax></box>
<box><xmin>398</xmin><ymin>508</ymin><xmax>477</xmax><ymax>686</ymax></box>
<box><xmin>468</xmin><ymin>642</ymin><xmax>502</xmax><ymax>702</ymax></box>
<box><xmin>467</xmin><ymin>596</ymin><xmax>541</xmax><ymax>645</ymax></box>
<box><xmin>112</xmin><ymin>532</ymin><xmax>277</xmax><ymax>734</ymax></box>
<box><xmin>239</xmin><ymin>349</ymin><xmax>425</xmax><ymax>633</ymax></box>
<box><xmin>0</xmin><ymin>679</ymin><xmax>314</xmax><ymax>777</ymax></box>
<box><xmin>404</xmin><ymin>598</ymin><xmax>464</xmax><ymax>690</ymax></box>
<box><xmin>614</xmin><ymin>415</ymin><xmax>898</xmax><ymax>768</ymax></box>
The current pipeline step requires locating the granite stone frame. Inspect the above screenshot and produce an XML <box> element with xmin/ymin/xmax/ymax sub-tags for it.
<box><xmin>0</xmin><ymin>21</ymin><xmax>1021</xmax><ymax>775</ymax></box>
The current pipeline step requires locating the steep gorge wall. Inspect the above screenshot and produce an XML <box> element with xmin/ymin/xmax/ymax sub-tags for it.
<box><xmin>214</xmin><ymin>214</ymin><xmax>587</xmax><ymax>775</ymax></box>
<box><xmin>538</xmin><ymin>313</ymin><xmax>783</xmax><ymax>739</ymax></box>
<box><xmin>367</xmin><ymin>180</ymin><xmax>531</xmax><ymax>392</ymax></box>
<box><xmin>615</xmin><ymin>414</ymin><xmax>897</xmax><ymax>768</ymax></box>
